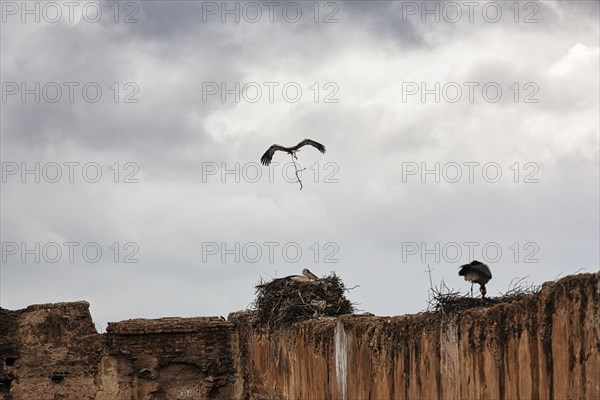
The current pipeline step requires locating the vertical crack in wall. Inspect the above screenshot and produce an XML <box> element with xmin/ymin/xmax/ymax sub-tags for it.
<box><xmin>1</xmin><ymin>273</ymin><xmax>598</xmax><ymax>399</ymax></box>
<box><xmin>334</xmin><ymin>321</ymin><xmax>347</xmax><ymax>400</ymax></box>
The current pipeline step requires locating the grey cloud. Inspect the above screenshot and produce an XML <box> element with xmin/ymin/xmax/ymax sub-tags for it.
<box><xmin>1</xmin><ymin>0</ymin><xmax>598</xmax><ymax>328</ymax></box>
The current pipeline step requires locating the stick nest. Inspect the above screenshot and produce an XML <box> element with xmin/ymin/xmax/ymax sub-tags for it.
<box><xmin>428</xmin><ymin>277</ymin><xmax>541</xmax><ymax>315</ymax></box>
<box><xmin>252</xmin><ymin>272</ymin><xmax>355</xmax><ymax>330</ymax></box>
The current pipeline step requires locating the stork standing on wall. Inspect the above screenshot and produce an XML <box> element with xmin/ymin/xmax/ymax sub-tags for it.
<box><xmin>458</xmin><ymin>260</ymin><xmax>492</xmax><ymax>298</ymax></box>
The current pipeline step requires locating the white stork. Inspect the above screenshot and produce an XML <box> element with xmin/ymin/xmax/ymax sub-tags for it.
<box><xmin>458</xmin><ymin>260</ymin><xmax>492</xmax><ymax>298</ymax></box>
<box><xmin>270</xmin><ymin>268</ymin><xmax>319</xmax><ymax>283</ymax></box>
<box><xmin>260</xmin><ymin>139</ymin><xmax>326</xmax><ymax>166</ymax></box>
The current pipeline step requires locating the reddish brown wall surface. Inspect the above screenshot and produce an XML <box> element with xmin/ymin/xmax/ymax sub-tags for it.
<box><xmin>1</xmin><ymin>273</ymin><xmax>598</xmax><ymax>400</ymax></box>
<box><xmin>0</xmin><ymin>306</ymin><xmax>243</xmax><ymax>400</ymax></box>
<box><xmin>0</xmin><ymin>302</ymin><xmax>104</xmax><ymax>400</ymax></box>
<box><xmin>241</xmin><ymin>273</ymin><xmax>599</xmax><ymax>400</ymax></box>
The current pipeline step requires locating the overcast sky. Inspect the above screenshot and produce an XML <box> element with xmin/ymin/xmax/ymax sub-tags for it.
<box><xmin>1</xmin><ymin>0</ymin><xmax>598</xmax><ymax>330</ymax></box>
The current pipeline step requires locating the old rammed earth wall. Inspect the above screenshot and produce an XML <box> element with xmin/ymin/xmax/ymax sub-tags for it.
<box><xmin>1</xmin><ymin>273</ymin><xmax>598</xmax><ymax>400</ymax></box>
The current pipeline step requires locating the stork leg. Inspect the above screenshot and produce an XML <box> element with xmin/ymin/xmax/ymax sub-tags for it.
<box><xmin>470</xmin><ymin>282</ymin><xmax>474</xmax><ymax>297</ymax></box>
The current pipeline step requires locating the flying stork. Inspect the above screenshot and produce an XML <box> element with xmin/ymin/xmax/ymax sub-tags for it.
<box><xmin>260</xmin><ymin>139</ymin><xmax>326</xmax><ymax>166</ymax></box>
<box><xmin>458</xmin><ymin>260</ymin><xmax>492</xmax><ymax>298</ymax></box>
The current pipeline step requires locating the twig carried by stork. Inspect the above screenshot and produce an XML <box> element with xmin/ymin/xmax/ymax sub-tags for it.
<box><xmin>260</xmin><ymin>139</ymin><xmax>326</xmax><ymax>190</ymax></box>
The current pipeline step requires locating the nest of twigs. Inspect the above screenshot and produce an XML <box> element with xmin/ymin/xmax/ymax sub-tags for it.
<box><xmin>428</xmin><ymin>277</ymin><xmax>541</xmax><ymax>315</ymax></box>
<box><xmin>252</xmin><ymin>272</ymin><xmax>355</xmax><ymax>330</ymax></box>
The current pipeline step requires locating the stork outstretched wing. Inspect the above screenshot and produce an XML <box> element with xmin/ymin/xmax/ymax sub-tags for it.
<box><xmin>260</xmin><ymin>144</ymin><xmax>288</xmax><ymax>166</ymax></box>
<box><xmin>293</xmin><ymin>139</ymin><xmax>326</xmax><ymax>154</ymax></box>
